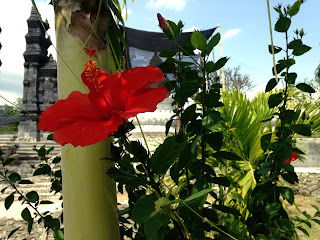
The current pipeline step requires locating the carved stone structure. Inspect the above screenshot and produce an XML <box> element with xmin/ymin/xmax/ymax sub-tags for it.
<box><xmin>18</xmin><ymin>7</ymin><xmax>57</xmax><ymax>141</ymax></box>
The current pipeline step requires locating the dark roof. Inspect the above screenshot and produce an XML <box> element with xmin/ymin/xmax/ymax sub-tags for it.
<box><xmin>122</xmin><ymin>26</ymin><xmax>216</xmax><ymax>52</ymax></box>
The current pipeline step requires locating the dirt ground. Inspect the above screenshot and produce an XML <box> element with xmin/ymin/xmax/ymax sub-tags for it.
<box><xmin>289</xmin><ymin>195</ymin><xmax>320</xmax><ymax>239</ymax></box>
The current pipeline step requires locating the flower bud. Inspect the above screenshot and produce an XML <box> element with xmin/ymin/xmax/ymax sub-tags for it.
<box><xmin>157</xmin><ymin>13</ymin><xmax>170</xmax><ymax>31</ymax></box>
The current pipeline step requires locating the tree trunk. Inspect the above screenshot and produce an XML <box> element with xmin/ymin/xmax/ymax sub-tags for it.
<box><xmin>54</xmin><ymin>1</ymin><xmax>120</xmax><ymax>239</ymax></box>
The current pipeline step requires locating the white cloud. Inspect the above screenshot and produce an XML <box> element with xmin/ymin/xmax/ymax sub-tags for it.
<box><xmin>221</xmin><ymin>28</ymin><xmax>242</xmax><ymax>40</ymax></box>
<box><xmin>183</xmin><ymin>26</ymin><xmax>199</xmax><ymax>32</ymax></box>
<box><xmin>0</xmin><ymin>90</ymin><xmax>21</xmax><ymax>105</ymax></box>
<box><xmin>146</xmin><ymin>0</ymin><xmax>187</xmax><ymax>11</ymax></box>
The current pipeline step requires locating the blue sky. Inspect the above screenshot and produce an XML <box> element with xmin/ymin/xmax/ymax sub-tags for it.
<box><xmin>0</xmin><ymin>0</ymin><xmax>319</xmax><ymax>104</ymax></box>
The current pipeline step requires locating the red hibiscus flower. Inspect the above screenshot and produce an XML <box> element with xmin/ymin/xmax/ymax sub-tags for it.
<box><xmin>38</xmin><ymin>49</ymin><xmax>168</xmax><ymax>147</ymax></box>
<box><xmin>284</xmin><ymin>152</ymin><xmax>299</xmax><ymax>164</ymax></box>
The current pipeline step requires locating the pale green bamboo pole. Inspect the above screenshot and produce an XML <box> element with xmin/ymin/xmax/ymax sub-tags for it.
<box><xmin>54</xmin><ymin>3</ymin><xmax>120</xmax><ymax>240</ymax></box>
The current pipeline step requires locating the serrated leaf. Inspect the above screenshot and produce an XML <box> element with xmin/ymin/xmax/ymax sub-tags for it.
<box><xmin>26</xmin><ymin>191</ymin><xmax>39</xmax><ymax>203</ymax></box>
<box><xmin>47</xmin><ymin>133</ymin><xmax>54</xmax><ymax>140</ymax></box>
<box><xmin>5</xmin><ymin>194</ymin><xmax>14</xmax><ymax>210</ymax></box>
<box><xmin>8</xmin><ymin>173</ymin><xmax>21</xmax><ymax>183</ymax></box>
<box><xmin>21</xmin><ymin>207</ymin><xmax>32</xmax><ymax>223</ymax></box>
<box><xmin>206</xmin><ymin>33</ymin><xmax>220</xmax><ymax>53</ymax></box>
<box><xmin>268</xmin><ymin>93</ymin><xmax>283</xmax><ymax>108</ymax></box>
<box><xmin>151</xmin><ymin>137</ymin><xmax>187</xmax><ymax>174</ymax></box>
<box><xmin>280</xmin><ymin>187</ymin><xmax>294</xmax><ymax>204</ymax></box>
<box><xmin>278</xmin><ymin>58</ymin><xmax>295</xmax><ymax>68</ymax></box>
<box><xmin>274</xmin><ymin>16</ymin><xmax>291</xmax><ymax>32</ymax></box>
<box><xmin>256</xmin><ymin>161</ymin><xmax>273</xmax><ymax>175</ymax></box>
<box><xmin>191</xmin><ymin>31</ymin><xmax>207</xmax><ymax>52</ymax></box>
<box><xmin>296</xmin><ymin>83</ymin><xmax>315</xmax><ymax>93</ymax></box>
<box><xmin>8</xmin><ymin>226</ymin><xmax>20</xmax><ymax>239</ymax></box>
<box><xmin>106</xmin><ymin>167</ymin><xmax>146</xmax><ymax>187</ymax></box>
<box><xmin>287</xmin><ymin>0</ymin><xmax>301</xmax><ymax>17</ymax></box>
<box><xmin>292</xmin><ymin>124</ymin><xmax>311</xmax><ymax>136</ymax></box>
<box><xmin>265</xmin><ymin>78</ymin><xmax>277</xmax><ymax>92</ymax></box>
<box><xmin>131</xmin><ymin>194</ymin><xmax>157</xmax><ymax>224</ymax></box>
<box><xmin>53</xmin><ymin>230</ymin><xmax>64</xmax><ymax>240</ymax></box>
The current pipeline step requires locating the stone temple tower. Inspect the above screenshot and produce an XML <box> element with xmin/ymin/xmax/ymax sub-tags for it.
<box><xmin>18</xmin><ymin>6</ymin><xmax>57</xmax><ymax>141</ymax></box>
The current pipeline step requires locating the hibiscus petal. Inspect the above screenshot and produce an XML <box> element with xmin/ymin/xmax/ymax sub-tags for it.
<box><xmin>121</xmin><ymin>65</ymin><xmax>166</xmax><ymax>91</ymax></box>
<box><xmin>53</xmin><ymin>115</ymin><xmax>123</xmax><ymax>147</ymax></box>
<box><xmin>38</xmin><ymin>91</ymin><xmax>111</xmax><ymax>132</ymax></box>
<box><xmin>120</xmin><ymin>86</ymin><xmax>168</xmax><ymax>119</ymax></box>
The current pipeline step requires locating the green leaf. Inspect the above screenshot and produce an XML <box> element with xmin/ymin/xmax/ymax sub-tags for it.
<box><xmin>311</xmin><ymin>218</ymin><xmax>320</xmax><ymax>225</ymax></box>
<box><xmin>274</xmin><ymin>16</ymin><xmax>291</xmax><ymax>32</ymax></box>
<box><xmin>8</xmin><ymin>173</ymin><xmax>21</xmax><ymax>183</ymax></box>
<box><xmin>213</xmin><ymin>151</ymin><xmax>242</xmax><ymax>161</ymax></box>
<box><xmin>268</xmin><ymin>45</ymin><xmax>282</xmax><ymax>54</ymax></box>
<box><xmin>281</xmin><ymin>171</ymin><xmax>298</xmax><ymax>184</ymax></box>
<box><xmin>280</xmin><ymin>187</ymin><xmax>294</xmax><ymax>204</ymax></box>
<box><xmin>19</xmin><ymin>180</ymin><xmax>34</xmax><ymax>184</ymax></box>
<box><xmin>297</xmin><ymin>226</ymin><xmax>309</xmax><ymax>237</ymax></box>
<box><xmin>286</xmin><ymin>73</ymin><xmax>297</xmax><ymax>84</ymax></box>
<box><xmin>191</xmin><ymin>31</ymin><xmax>207</xmax><ymax>52</ymax></box>
<box><xmin>211</xmin><ymin>57</ymin><xmax>229</xmax><ymax>73</ymax></box>
<box><xmin>287</xmin><ymin>1</ymin><xmax>301</xmax><ymax>17</ymax></box>
<box><xmin>292</xmin><ymin>124</ymin><xmax>311</xmax><ymax>136</ymax></box>
<box><xmin>165</xmin><ymin>119</ymin><xmax>174</xmax><ymax>136</ymax></box>
<box><xmin>151</xmin><ymin>137</ymin><xmax>187</xmax><ymax>174</ymax></box>
<box><xmin>296</xmin><ymin>83</ymin><xmax>315</xmax><ymax>93</ymax></box>
<box><xmin>52</xmin><ymin>157</ymin><xmax>61</xmax><ymax>164</ymax></box>
<box><xmin>106</xmin><ymin>167</ymin><xmax>146</xmax><ymax>187</ymax></box>
<box><xmin>202</xmin><ymin>110</ymin><xmax>221</xmax><ymax>132</ymax></box>
<box><xmin>5</xmin><ymin>194</ymin><xmax>14</xmax><ymax>210</ymax></box>
<box><xmin>27</xmin><ymin>221</ymin><xmax>33</xmax><ymax>234</ymax></box>
<box><xmin>21</xmin><ymin>207</ymin><xmax>32</xmax><ymax>223</ymax></box>
<box><xmin>256</xmin><ymin>161</ymin><xmax>272</xmax><ymax>175</ymax></box>
<box><xmin>182</xmin><ymin>189</ymin><xmax>213</xmax><ymax>207</ymax></box>
<box><xmin>212</xmin><ymin>177</ymin><xmax>230</xmax><ymax>187</ymax></box>
<box><xmin>265</xmin><ymin>78</ymin><xmax>277</xmax><ymax>92</ymax></box>
<box><xmin>3</xmin><ymin>158</ymin><xmax>15</xmax><ymax>166</ymax></box>
<box><xmin>131</xmin><ymin>194</ymin><xmax>157</xmax><ymax>224</ymax></box>
<box><xmin>206</xmin><ymin>132</ymin><xmax>223</xmax><ymax>151</ymax></box>
<box><xmin>144</xmin><ymin>213</ymin><xmax>170</xmax><ymax>240</ymax></box>
<box><xmin>159</xmin><ymin>49</ymin><xmax>176</xmax><ymax>58</ymax></box>
<box><xmin>205</xmin><ymin>61</ymin><xmax>215</xmax><ymax>73</ymax></box>
<box><xmin>212</xmin><ymin>204</ymin><xmax>241</xmax><ymax>217</ymax></box>
<box><xmin>293</xmin><ymin>44</ymin><xmax>311</xmax><ymax>56</ymax></box>
<box><xmin>40</xmin><ymin>200</ymin><xmax>53</xmax><ymax>204</ymax></box>
<box><xmin>44</xmin><ymin>216</ymin><xmax>60</xmax><ymax>230</ymax></box>
<box><xmin>181</xmin><ymin>104</ymin><xmax>198</xmax><ymax>126</ymax></box>
<box><xmin>265</xmin><ymin>203</ymin><xmax>281</xmax><ymax>216</ymax></box>
<box><xmin>47</xmin><ymin>133</ymin><xmax>54</xmax><ymax>140</ymax></box>
<box><xmin>268</xmin><ymin>93</ymin><xmax>283</xmax><ymax>108</ymax></box>
<box><xmin>33</xmin><ymin>165</ymin><xmax>51</xmax><ymax>176</ymax></box>
<box><xmin>278</xmin><ymin>58</ymin><xmax>295</xmax><ymax>68</ymax></box>
<box><xmin>53</xmin><ymin>230</ymin><xmax>64</xmax><ymax>240</ymax></box>
<box><xmin>261</xmin><ymin>133</ymin><xmax>272</xmax><ymax>151</ymax></box>
<box><xmin>8</xmin><ymin>227</ymin><xmax>20</xmax><ymax>239</ymax></box>
<box><xmin>288</xmin><ymin>39</ymin><xmax>302</xmax><ymax>49</ymax></box>
<box><xmin>26</xmin><ymin>191</ymin><xmax>39</xmax><ymax>203</ymax></box>
<box><xmin>206</xmin><ymin>33</ymin><xmax>220</xmax><ymax>53</ymax></box>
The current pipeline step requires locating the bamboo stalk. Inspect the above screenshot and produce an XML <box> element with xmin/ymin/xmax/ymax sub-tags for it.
<box><xmin>55</xmin><ymin>3</ymin><xmax>120</xmax><ymax>239</ymax></box>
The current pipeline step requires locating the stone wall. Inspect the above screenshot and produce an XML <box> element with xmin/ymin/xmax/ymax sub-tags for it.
<box><xmin>290</xmin><ymin>170</ymin><xmax>320</xmax><ymax>196</ymax></box>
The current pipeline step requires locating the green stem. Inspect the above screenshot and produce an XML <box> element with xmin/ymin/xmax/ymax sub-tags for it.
<box><xmin>135</xmin><ymin>116</ymin><xmax>151</xmax><ymax>157</ymax></box>
<box><xmin>266</xmin><ymin>0</ymin><xmax>279</xmax><ymax>83</ymax></box>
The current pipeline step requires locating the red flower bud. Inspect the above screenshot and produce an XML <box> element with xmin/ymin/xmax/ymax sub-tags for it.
<box><xmin>157</xmin><ymin>13</ymin><xmax>170</xmax><ymax>31</ymax></box>
<box><xmin>284</xmin><ymin>152</ymin><xmax>299</xmax><ymax>164</ymax></box>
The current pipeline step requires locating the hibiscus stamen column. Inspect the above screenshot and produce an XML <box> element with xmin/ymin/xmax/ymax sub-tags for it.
<box><xmin>53</xmin><ymin>2</ymin><xmax>119</xmax><ymax>239</ymax></box>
